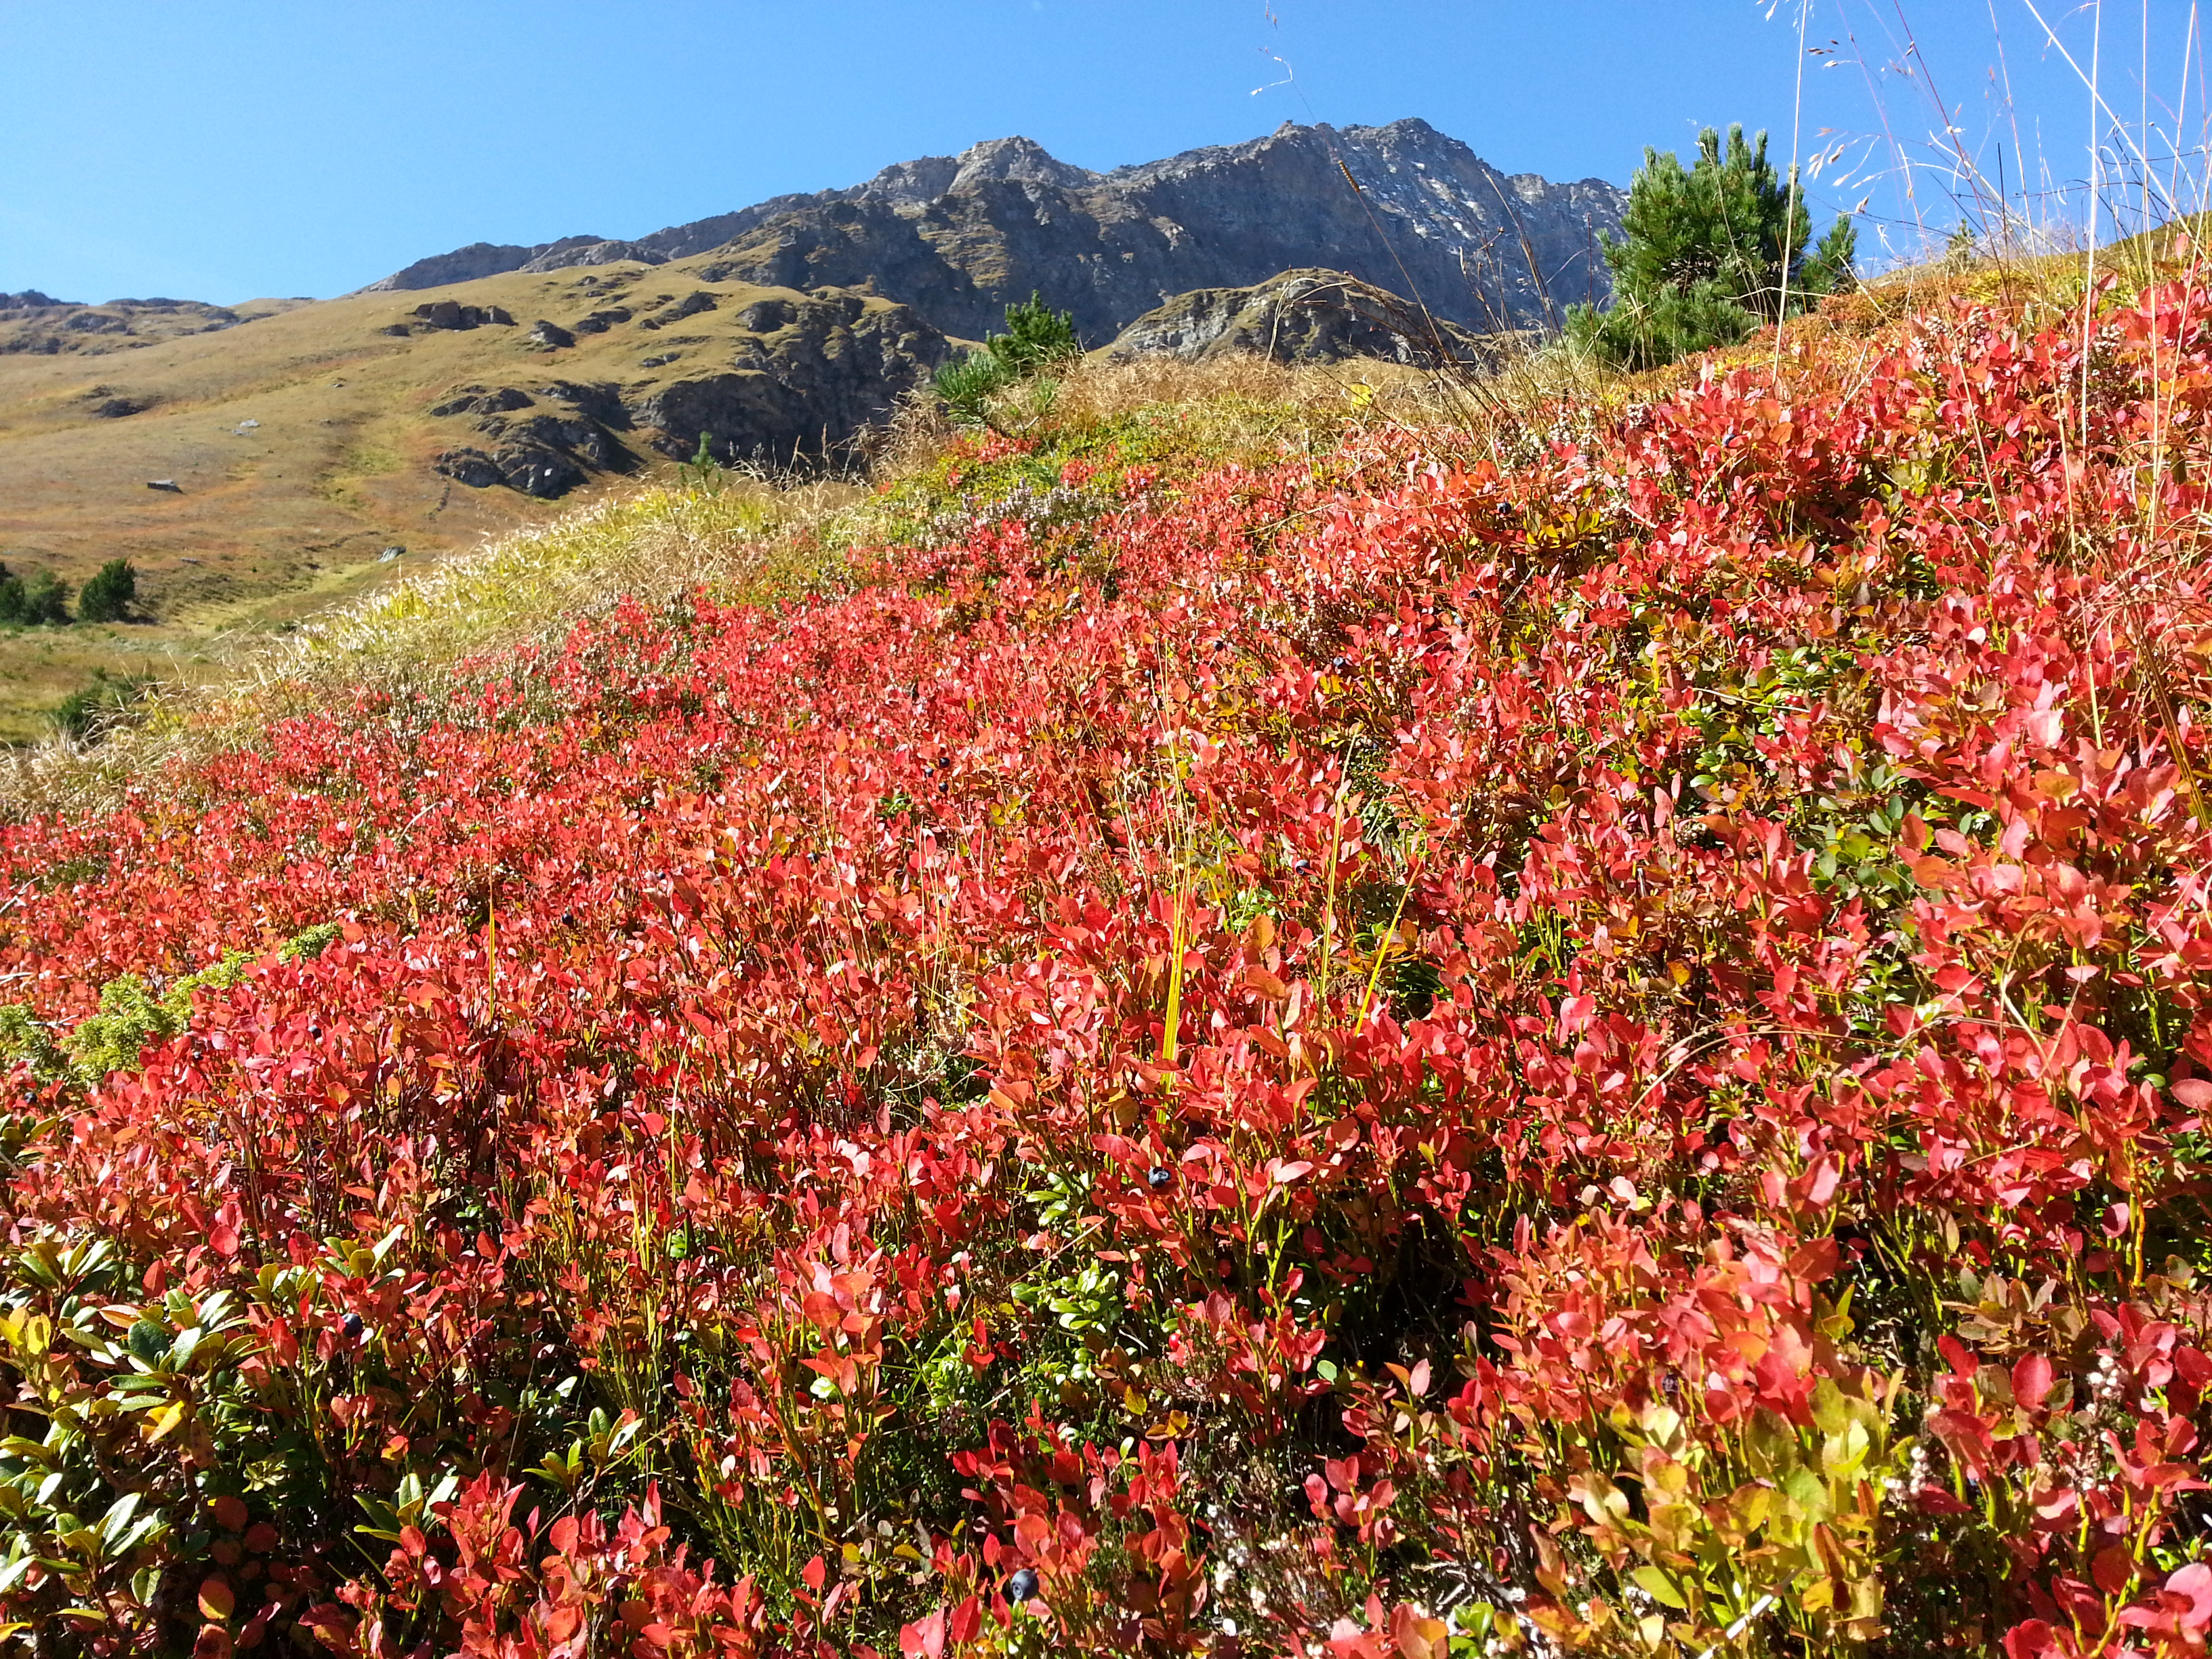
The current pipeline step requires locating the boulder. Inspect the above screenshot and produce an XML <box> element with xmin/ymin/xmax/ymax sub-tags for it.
<box><xmin>494</xmin><ymin>443</ymin><xmax>588</xmax><ymax>499</ymax></box>
<box><xmin>430</xmin><ymin>386</ymin><xmax>535</xmax><ymax>417</ymax></box>
<box><xmin>1107</xmin><ymin>268</ymin><xmax>1498</xmax><ymax>367</ymax></box>
<box><xmin>529</xmin><ymin>320</ymin><xmax>575</xmax><ymax>348</ymax></box>
<box><xmin>434</xmin><ymin>449</ymin><xmax>504</xmax><ymax>489</ymax></box>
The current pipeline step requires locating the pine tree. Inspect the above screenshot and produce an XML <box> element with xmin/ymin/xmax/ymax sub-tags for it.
<box><xmin>77</xmin><ymin>558</ymin><xmax>137</xmax><ymax>623</ymax></box>
<box><xmin>1568</xmin><ymin>125</ymin><xmax>1858</xmax><ymax>371</ymax></box>
<box><xmin>933</xmin><ymin>293</ymin><xmax>1082</xmax><ymax>428</ymax></box>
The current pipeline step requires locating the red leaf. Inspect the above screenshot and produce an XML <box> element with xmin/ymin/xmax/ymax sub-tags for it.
<box><xmin>2012</xmin><ymin>1353</ymin><xmax>2055</xmax><ymax>1413</ymax></box>
<box><xmin>1786</xmin><ymin>1235</ymin><xmax>1840</xmax><ymax>1282</ymax></box>
<box><xmin>2091</xmin><ymin>1544</ymin><xmax>2137</xmax><ymax>1598</ymax></box>
<box><xmin>900</xmin><ymin>1610</ymin><xmax>947</xmax><ymax>1659</ymax></box>
<box><xmin>949</xmin><ymin>1595</ymin><xmax>981</xmax><ymax>1643</ymax></box>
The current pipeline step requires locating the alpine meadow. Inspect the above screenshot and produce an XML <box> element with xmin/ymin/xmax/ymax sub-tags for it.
<box><xmin>3</xmin><ymin>5</ymin><xmax>2211</xmax><ymax>1658</ymax></box>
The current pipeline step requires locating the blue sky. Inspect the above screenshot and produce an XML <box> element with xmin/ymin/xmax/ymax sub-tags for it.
<box><xmin>2</xmin><ymin>1</ymin><xmax>2200</xmax><ymax>302</ymax></box>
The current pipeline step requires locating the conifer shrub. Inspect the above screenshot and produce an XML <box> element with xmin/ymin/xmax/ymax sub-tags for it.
<box><xmin>75</xmin><ymin>558</ymin><xmax>137</xmax><ymax>624</ymax></box>
<box><xmin>933</xmin><ymin>293</ymin><xmax>1082</xmax><ymax>428</ymax></box>
<box><xmin>1568</xmin><ymin>123</ymin><xmax>1857</xmax><ymax>369</ymax></box>
<box><xmin>0</xmin><ymin>565</ymin><xmax>70</xmax><ymax>626</ymax></box>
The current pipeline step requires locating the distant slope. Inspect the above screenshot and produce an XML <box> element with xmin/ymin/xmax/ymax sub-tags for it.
<box><xmin>0</xmin><ymin>261</ymin><xmax>947</xmax><ymax>607</ymax></box>
<box><xmin>0</xmin><ymin>292</ymin><xmax>314</xmax><ymax>358</ymax></box>
<box><xmin>0</xmin><ymin>260</ymin><xmax>948</xmax><ymax>740</ymax></box>
<box><xmin>365</xmin><ymin>120</ymin><xmax>1625</xmax><ymax>341</ymax></box>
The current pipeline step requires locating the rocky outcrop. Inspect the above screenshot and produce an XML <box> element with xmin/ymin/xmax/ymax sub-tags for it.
<box><xmin>429</xmin><ymin>386</ymin><xmax>535</xmax><ymax>417</ymax></box>
<box><xmin>365</xmin><ymin>120</ymin><xmax>1622</xmax><ymax>337</ymax></box>
<box><xmin>1107</xmin><ymin>268</ymin><xmax>1496</xmax><ymax>367</ymax></box>
<box><xmin>410</xmin><ymin>301</ymin><xmax>515</xmax><ymax>331</ymax></box>
<box><xmin>362</xmin><ymin>237</ymin><xmax>604</xmax><ymax>292</ymax></box>
<box><xmin>634</xmin><ymin>290</ymin><xmax>952</xmax><ymax>467</ymax></box>
<box><xmin>0</xmin><ymin>294</ymin><xmax>308</xmax><ymax>357</ymax></box>
<box><xmin>424</xmin><ymin>287</ymin><xmax>950</xmax><ymax>497</ymax></box>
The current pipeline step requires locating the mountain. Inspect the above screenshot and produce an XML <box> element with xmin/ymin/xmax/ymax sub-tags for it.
<box><xmin>365</xmin><ymin>120</ymin><xmax>1625</xmax><ymax>340</ymax></box>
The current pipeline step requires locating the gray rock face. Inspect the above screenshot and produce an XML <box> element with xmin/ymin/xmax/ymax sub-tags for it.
<box><xmin>363</xmin><ymin>237</ymin><xmax>607</xmax><ymax>293</ymax></box>
<box><xmin>633</xmin><ymin>293</ymin><xmax>951</xmax><ymax>466</ymax></box>
<box><xmin>365</xmin><ymin>121</ymin><xmax>1622</xmax><ymax>336</ymax></box>
<box><xmin>424</xmin><ymin>291</ymin><xmax>950</xmax><ymax>497</ymax></box>
<box><xmin>518</xmin><ymin>239</ymin><xmax>668</xmax><ymax>274</ymax></box>
<box><xmin>1107</xmin><ymin>268</ymin><xmax>1494</xmax><ymax>367</ymax></box>
<box><xmin>411</xmin><ymin>301</ymin><xmax>515</xmax><ymax>330</ymax></box>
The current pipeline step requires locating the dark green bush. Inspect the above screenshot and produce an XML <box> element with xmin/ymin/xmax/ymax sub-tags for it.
<box><xmin>933</xmin><ymin>292</ymin><xmax>1082</xmax><ymax>427</ymax></box>
<box><xmin>1568</xmin><ymin>124</ymin><xmax>1857</xmax><ymax>371</ymax></box>
<box><xmin>77</xmin><ymin>558</ymin><xmax>137</xmax><ymax>623</ymax></box>
<box><xmin>0</xmin><ymin>563</ymin><xmax>66</xmax><ymax>626</ymax></box>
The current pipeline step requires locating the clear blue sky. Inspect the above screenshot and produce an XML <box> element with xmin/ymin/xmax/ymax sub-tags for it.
<box><xmin>2</xmin><ymin>1</ymin><xmax>2200</xmax><ymax>303</ymax></box>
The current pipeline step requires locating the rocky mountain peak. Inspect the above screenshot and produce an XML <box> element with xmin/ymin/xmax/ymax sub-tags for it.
<box><xmin>361</xmin><ymin>121</ymin><xmax>1626</xmax><ymax>337</ymax></box>
<box><xmin>946</xmin><ymin>136</ymin><xmax>1100</xmax><ymax>193</ymax></box>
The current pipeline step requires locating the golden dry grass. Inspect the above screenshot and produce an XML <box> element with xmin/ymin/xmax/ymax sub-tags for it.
<box><xmin>0</xmin><ymin>256</ymin><xmax>949</xmax><ymax>741</ymax></box>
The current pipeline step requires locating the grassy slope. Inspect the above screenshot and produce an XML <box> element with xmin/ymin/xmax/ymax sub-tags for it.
<box><xmin>0</xmin><ymin>258</ymin><xmax>935</xmax><ymax>741</ymax></box>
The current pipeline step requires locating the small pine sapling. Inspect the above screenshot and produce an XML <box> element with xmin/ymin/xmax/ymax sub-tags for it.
<box><xmin>76</xmin><ymin>559</ymin><xmax>137</xmax><ymax>624</ymax></box>
<box><xmin>934</xmin><ymin>292</ymin><xmax>1082</xmax><ymax>428</ymax></box>
<box><xmin>1567</xmin><ymin>123</ymin><xmax>1856</xmax><ymax>369</ymax></box>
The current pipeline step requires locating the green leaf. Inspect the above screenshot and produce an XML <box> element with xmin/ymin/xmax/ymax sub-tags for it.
<box><xmin>1631</xmin><ymin>1565</ymin><xmax>1688</xmax><ymax>1610</ymax></box>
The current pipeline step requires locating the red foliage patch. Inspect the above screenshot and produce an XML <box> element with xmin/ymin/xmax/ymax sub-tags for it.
<box><xmin>5</xmin><ymin>278</ymin><xmax>2212</xmax><ymax>1656</ymax></box>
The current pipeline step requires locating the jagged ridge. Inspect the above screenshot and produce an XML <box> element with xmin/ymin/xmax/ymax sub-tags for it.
<box><xmin>365</xmin><ymin>120</ymin><xmax>1624</xmax><ymax>340</ymax></box>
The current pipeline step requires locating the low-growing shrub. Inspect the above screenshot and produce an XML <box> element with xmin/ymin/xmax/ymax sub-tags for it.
<box><xmin>0</xmin><ymin>265</ymin><xmax>2209</xmax><ymax>1658</ymax></box>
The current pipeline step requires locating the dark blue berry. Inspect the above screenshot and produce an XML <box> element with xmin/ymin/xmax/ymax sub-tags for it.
<box><xmin>1147</xmin><ymin>1167</ymin><xmax>1172</xmax><ymax>1191</ymax></box>
<box><xmin>1006</xmin><ymin>1567</ymin><xmax>1040</xmax><ymax>1603</ymax></box>
<box><xmin>343</xmin><ymin>1313</ymin><xmax>364</xmax><ymax>1341</ymax></box>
